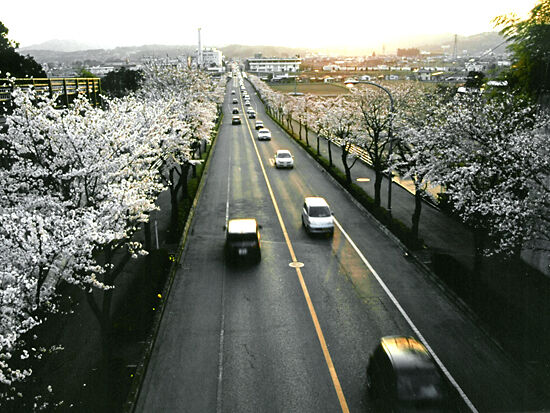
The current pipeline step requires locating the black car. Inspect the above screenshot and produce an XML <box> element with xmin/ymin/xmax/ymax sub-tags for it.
<box><xmin>232</xmin><ymin>108</ymin><xmax>239</xmax><ymax>114</ymax></box>
<box><xmin>366</xmin><ymin>336</ymin><xmax>453</xmax><ymax>412</ymax></box>
<box><xmin>225</xmin><ymin>218</ymin><xmax>261</xmax><ymax>263</ymax></box>
<box><xmin>231</xmin><ymin>115</ymin><xmax>241</xmax><ymax>125</ymax></box>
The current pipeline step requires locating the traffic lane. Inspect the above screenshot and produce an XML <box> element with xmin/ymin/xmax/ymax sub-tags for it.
<box><xmin>221</xmin><ymin>240</ymin><xmax>343</xmax><ymax>412</ymax></box>
<box><xmin>135</xmin><ymin>88</ymin><xmax>249</xmax><ymax>411</ymax></box>
<box><xmin>254</xmin><ymin>106</ymin><xmax>549</xmax><ymax>411</ymax></box>
<box><xmin>137</xmin><ymin>88</ymin><xmax>243</xmax><ymax>411</ymax></box>
<box><xmin>137</xmin><ymin>102</ymin><xmax>289</xmax><ymax>412</ymax></box>
<box><xmin>243</xmin><ymin>118</ymin><xmax>430</xmax><ymax>411</ymax></box>
<box><xmin>251</xmin><ymin>140</ymin><xmax>419</xmax><ymax>411</ymax></box>
<box><xmin>222</xmin><ymin>99</ymin><xmax>348</xmax><ymax>411</ymax></box>
<box><xmin>135</xmin><ymin>155</ymin><xmax>232</xmax><ymax>411</ymax></box>
<box><xmin>136</xmin><ymin>235</ymin><xmax>227</xmax><ymax>413</ymax></box>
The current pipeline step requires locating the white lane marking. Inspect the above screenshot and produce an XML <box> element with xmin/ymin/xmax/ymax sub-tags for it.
<box><xmin>216</xmin><ymin>269</ymin><xmax>227</xmax><ymax>413</ymax></box>
<box><xmin>224</xmin><ymin>149</ymin><xmax>232</xmax><ymax>226</ymax></box>
<box><xmin>333</xmin><ymin>217</ymin><xmax>478</xmax><ymax>413</ymax></box>
<box><xmin>218</xmin><ymin>106</ymin><xmax>232</xmax><ymax>413</ymax></box>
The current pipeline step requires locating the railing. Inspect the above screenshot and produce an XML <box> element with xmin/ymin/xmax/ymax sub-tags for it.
<box><xmin>329</xmin><ymin>136</ymin><xmax>374</xmax><ymax>165</ymax></box>
<box><xmin>0</xmin><ymin>77</ymin><xmax>102</xmax><ymax>108</ymax></box>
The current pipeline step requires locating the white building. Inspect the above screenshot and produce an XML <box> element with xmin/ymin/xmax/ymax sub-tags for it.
<box><xmin>195</xmin><ymin>47</ymin><xmax>223</xmax><ymax>68</ymax></box>
<box><xmin>246</xmin><ymin>57</ymin><xmax>301</xmax><ymax>73</ymax></box>
<box><xmin>323</xmin><ymin>64</ymin><xmax>341</xmax><ymax>71</ymax></box>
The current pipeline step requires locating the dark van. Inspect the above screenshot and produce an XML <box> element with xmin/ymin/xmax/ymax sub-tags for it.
<box><xmin>366</xmin><ymin>336</ymin><xmax>453</xmax><ymax>412</ymax></box>
<box><xmin>225</xmin><ymin>218</ymin><xmax>261</xmax><ymax>263</ymax></box>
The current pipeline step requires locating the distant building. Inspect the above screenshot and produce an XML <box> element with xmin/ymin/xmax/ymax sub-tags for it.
<box><xmin>246</xmin><ymin>57</ymin><xmax>301</xmax><ymax>74</ymax></box>
<box><xmin>195</xmin><ymin>47</ymin><xmax>223</xmax><ymax>68</ymax></box>
<box><xmin>323</xmin><ymin>64</ymin><xmax>341</xmax><ymax>71</ymax></box>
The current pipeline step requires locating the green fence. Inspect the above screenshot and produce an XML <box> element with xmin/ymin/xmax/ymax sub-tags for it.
<box><xmin>0</xmin><ymin>77</ymin><xmax>102</xmax><ymax>108</ymax></box>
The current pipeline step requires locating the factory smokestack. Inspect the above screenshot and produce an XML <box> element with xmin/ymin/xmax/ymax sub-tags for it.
<box><xmin>198</xmin><ymin>28</ymin><xmax>203</xmax><ymax>68</ymax></box>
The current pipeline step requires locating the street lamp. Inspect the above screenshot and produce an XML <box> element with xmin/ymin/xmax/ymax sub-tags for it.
<box><xmin>345</xmin><ymin>80</ymin><xmax>395</xmax><ymax>218</ymax></box>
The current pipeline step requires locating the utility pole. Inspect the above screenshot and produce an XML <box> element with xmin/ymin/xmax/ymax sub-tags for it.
<box><xmin>453</xmin><ymin>34</ymin><xmax>458</xmax><ymax>60</ymax></box>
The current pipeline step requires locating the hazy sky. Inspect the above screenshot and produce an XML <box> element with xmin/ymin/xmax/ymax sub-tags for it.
<box><xmin>2</xmin><ymin>0</ymin><xmax>536</xmax><ymax>50</ymax></box>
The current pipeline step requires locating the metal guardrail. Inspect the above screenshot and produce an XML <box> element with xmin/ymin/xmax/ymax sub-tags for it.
<box><xmin>330</xmin><ymin>136</ymin><xmax>373</xmax><ymax>166</ymax></box>
<box><xmin>0</xmin><ymin>77</ymin><xmax>102</xmax><ymax>108</ymax></box>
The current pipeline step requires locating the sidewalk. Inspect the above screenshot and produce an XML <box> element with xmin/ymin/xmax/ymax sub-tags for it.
<box><xmin>280</xmin><ymin>115</ymin><xmax>550</xmax><ymax>396</ymax></box>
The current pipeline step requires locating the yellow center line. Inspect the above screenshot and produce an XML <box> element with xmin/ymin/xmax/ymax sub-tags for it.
<box><xmin>242</xmin><ymin>104</ymin><xmax>350</xmax><ymax>413</ymax></box>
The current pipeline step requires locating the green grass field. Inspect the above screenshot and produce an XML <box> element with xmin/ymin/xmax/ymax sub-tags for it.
<box><xmin>268</xmin><ymin>83</ymin><xmax>350</xmax><ymax>96</ymax></box>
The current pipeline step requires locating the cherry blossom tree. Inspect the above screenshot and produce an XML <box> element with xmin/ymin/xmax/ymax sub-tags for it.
<box><xmin>294</xmin><ymin>94</ymin><xmax>315</xmax><ymax>146</ymax></box>
<box><xmin>351</xmin><ymin>85</ymin><xmax>409</xmax><ymax>207</ymax></box>
<box><xmin>317</xmin><ymin>95</ymin><xmax>362</xmax><ymax>184</ymax></box>
<box><xmin>392</xmin><ymin>85</ymin><xmax>446</xmax><ymax>241</ymax></box>
<box><xmin>418</xmin><ymin>91</ymin><xmax>550</xmax><ymax>270</ymax></box>
<box><xmin>0</xmin><ymin>61</ymin><xmax>224</xmax><ymax>406</ymax></box>
<box><xmin>138</xmin><ymin>62</ymin><xmax>219</xmax><ymax>238</ymax></box>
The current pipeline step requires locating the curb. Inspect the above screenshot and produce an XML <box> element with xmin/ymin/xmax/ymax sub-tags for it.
<box><xmin>123</xmin><ymin>114</ymin><xmax>223</xmax><ymax>413</ymax></box>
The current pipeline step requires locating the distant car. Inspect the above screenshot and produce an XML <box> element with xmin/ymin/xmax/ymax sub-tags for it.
<box><xmin>247</xmin><ymin>108</ymin><xmax>256</xmax><ymax>118</ymax></box>
<box><xmin>301</xmin><ymin>196</ymin><xmax>334</xmax><ymax>236</ymax></box>
<box><xmin>255</xmin><ymin>120</ymin><xmax>264</xmax><ymax>130</ymax></box>
<box><xmin>257</xmin><ymin>128</ymin><xmax>272</xmax><ymax>141</ymax></box>
<box><xmin>225</xmin><ymin>218</ymin><xmax>261</xmax><ymax>263</ymax></box>
<box><xmin>366</xmin><ymin>336</ymin><xmax>452</xmax><ymax>412</ymax></box>
<box><xmin>244</xmin><ymin>101</ymin><xmax>251</xmax><ymax>107</ymax></box>
<box><xmin>231</xmin><ymin>115</ymin><xmax>241</xmax><ymax>125</ymax></box>
<box><xmin>274</xmin><ymin>149</ymin><xmax>294</xmax><ymax>168</ymax></box>
<box><xmin>232</xmin><ymin>98</ymin><xmax>238</xmax><ymax>104</ymax></box>
<box><xmin>231</xmin><ymin>90</ymin><xmax>236</xmax><ymax>95</ymax></box>
<box><xmin>232</xmin><ymin>108</ymin><xmax>239</xmax><ymax>114</ymax></box>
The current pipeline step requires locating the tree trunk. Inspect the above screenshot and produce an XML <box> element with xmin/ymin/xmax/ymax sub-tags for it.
<box><xmin>298</xmin><ymin>122</ymin><xmax>302</xmax><ymax>140</ymax></box>
<box><xmin>374</xmin><ymin>170</ymin><xmax>383</xmax><ymax>207</ymax></box>
<box><xmin>144</xmin><ymin>221</ymin><xmax>152</xmax><ymax>252</ymax></box>
<box><xmin>341</xmin><ymin>143</ymin><xmax>352</xmax><ymax>185</ymax></box>
<box><xmin>316</xmin><ymin>135</ymin><xmax>320</xmax><ymax>155</ymax></box>
<box><xmin>169</xmin><ymin>182</ymin><xmax>179</xmax><ymax>241</ymax></box>
<box><xmin>328</xmin><ymin>140</ymin><xmax>333</xmax><ymax>167</ymax></box>
<box><xmin>179</xmin><ymin>163</ymin><xmax>190</xmax><ymax>200</ymax></box>
<box><xmin>305</xmin><ymin>126</ymin><xmax>309</xmax><ymax>147</ymax></box>
<box><xmin>411</xmin><ymin>189</ymin><xmax>423</xmax><ymax>241</ymax></box>
<box><xmin>472</xmin><ymin>227</ymin><xmax>486</xmax><ymax>276</ymax></box>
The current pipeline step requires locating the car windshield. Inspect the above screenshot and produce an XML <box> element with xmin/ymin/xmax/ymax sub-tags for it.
<box><xmin>396</xmin><ymin>369</ymin><xmax>446</xmax><ymax>402</ymax></box>
<box><xmin>228</xmin><ymin>233</ymin><xmax>257</xmax><ymax>242</ymax></box>
<box><xmin>309</xmin><ymin>206</ymin><xmax>331</xmax><ymax>217</ymax></box>
<box><xmin>277</xmin><ymin>153</ymin><xmax>291</xmax><ymax>158</ymax></box>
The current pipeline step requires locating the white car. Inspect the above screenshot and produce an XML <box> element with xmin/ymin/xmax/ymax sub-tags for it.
<box><xmin>257</xmin><ymin>128</ymin><xmax>272</xmax><ymax>141</ymax></box>
<box><xmin>301</xmin><ymin>197</ymin><xmax>334</xmax><ymax>236</ymax></box>
<box><xmin>255</xmin><ymin>120</ymin><xmax>264</xmax><ymax>130</ymax></box>
<box><xmin>274</xmin><ymin>150</ymin><xmax>294</xmax><ymax>168</ymax></box>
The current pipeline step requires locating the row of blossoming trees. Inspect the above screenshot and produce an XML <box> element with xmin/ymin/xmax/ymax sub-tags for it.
<box><xmin>248</xmin><ymin>75</ymin><xmax>550</xmax><ymax>271</ymax></box>
<box><xmin>0</xmin><ymin>63</ymin><xmax>226</xmax><ymax>406</ymax></box>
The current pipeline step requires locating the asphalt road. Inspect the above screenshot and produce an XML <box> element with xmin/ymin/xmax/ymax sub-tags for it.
<box><xmin>134</xmin><ymin>76</ymin><xmax>550</xmax><ymax>412</ymax></box>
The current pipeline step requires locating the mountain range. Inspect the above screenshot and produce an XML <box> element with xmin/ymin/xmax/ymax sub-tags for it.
<box><xmin>19</xmin><ymin>32</ymin><xmax>508</xmax><ymax>65</ymax></box>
